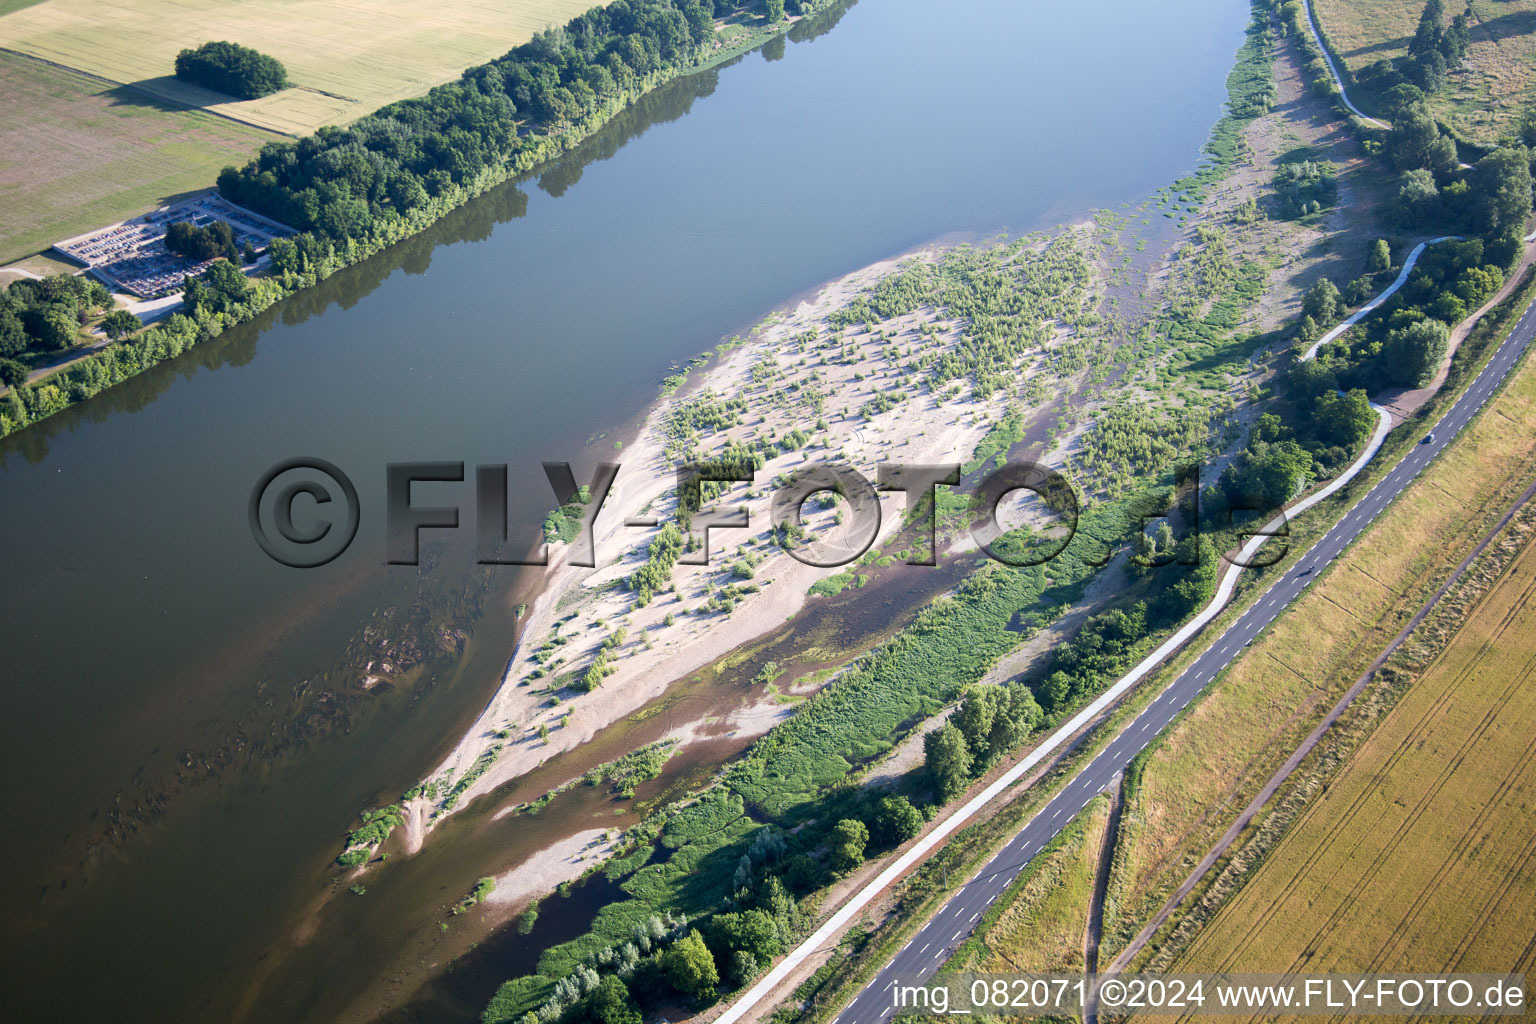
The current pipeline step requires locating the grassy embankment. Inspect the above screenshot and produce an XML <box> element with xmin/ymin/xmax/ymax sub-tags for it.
<box><xmin>944</xmin><ymin>795</ymin><xmax>1111</xmax><ymax>977</ymax></box>
<box><xmin>1312</xmin><ymin>0</ymin><xmax>1536</xmax><ymax>145</ymax></box>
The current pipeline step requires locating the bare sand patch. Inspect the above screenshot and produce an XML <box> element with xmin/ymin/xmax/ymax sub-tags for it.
<box><xmin>485</xmin><ymin>828</ymin><xmax>615</xmax><ymax>910</ymax></box>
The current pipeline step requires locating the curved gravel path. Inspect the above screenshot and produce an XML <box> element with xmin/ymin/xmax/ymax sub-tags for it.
<box><xmin>1301</xmin><ymin>0</ymin><xmax>1387</xmax><ymax>128</ymax></box>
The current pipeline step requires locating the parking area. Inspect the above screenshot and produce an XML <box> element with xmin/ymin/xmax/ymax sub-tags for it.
<box><xmin>52</xmin><ymin>194</ymin><xmax>293</xmax><ymax>299</ymax></box>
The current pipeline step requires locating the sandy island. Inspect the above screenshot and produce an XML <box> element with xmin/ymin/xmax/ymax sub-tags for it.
<box><xmin>412</xmin><ymin>227</ymin><xmax>1103</xmax><ymax>837</ymax></box>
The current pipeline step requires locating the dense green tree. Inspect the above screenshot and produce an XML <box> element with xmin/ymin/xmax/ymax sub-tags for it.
<box><xmin>1220</xmin><ymin>440</ymin><xmax>1315</xmax><ymax>511</ymax></box>
<box><xmin>184</xmin><ymin>259</ymin><xmax>250</xmax><ymax>316</ymax></box>
<box><xmin>174</xmin><ymin>40</ymin><xmax>288</xmax><ymax>99</ymax></box>
<box><xmin>1440</xmin><ymin>11</ymin><xmax>1470</xmax><ymax>66</ymax></box>
<box><xmin>1313</xmin><ymin>388</ymin><xmax>1376</xmax><ymax>448</ymax></box>
<box><xmin>1389</xmin><ymin>105</ymin><xmax>1444</xmax><ymax>171</ymax></box>
<box><xmin>0</xmin><ymin>358</ymin><xmax>26</xmax><ymax>388</ymax></box>
<box><xmin>579</xmin><ymin>975</ymin><xmax>642</xmax><ymax>1024</ymax></box>
<box><xmin>101</xmin><ymin>309</ymin><xmax>143</xmax><ymax>341</ymax></box>
<box><xmin>1301</xmin><ymin>277</ymin><xmax>1341</xmax><ymax>325</ymax></box>
<box><xmin>1161</xmin><ymin>535</ymin><xmax>1220</xmax><ymax>619</ymax></box>
<box><xmin>923</xmin><ymin>723</ymin><xmax>972</xmax><ymax>802</ymax></box>
<box><xmin>1472</xmin><ymin>146</ymin><xmax>1533</xmax><ymax>237</ymax></box>
<box><xmin>951</xmin><ymin>688</ymin><xmax>996</xmax><ymax>762</ymax></box>
<box><xmin>987</xmin><ymin>685</ymin><xmax>1042</xmax><ymax>758</ymax></box>
<box><xmin>663</xmin><ymin>929</ymin><xmax>719</xmax><ymax>998</ymax></box>
<box><xmin>1367</xmin><ymin>238</ymin><xmax>1392</xmax><ymax>274</ymax></box>
<box><xmin>165</xmin><ymin>220</ymin><xmax>235</xmax><ymax>261</ymax></box>
<box><xmin>1379</xmin><ymin>82</ymin><xmax>1426</xmax><ymax>121</ymax></box>
<box><xmin>1408</xmin><ymin>0</ymin><xmax>1446</xmax><ymax>60</ymax></box>
<box><xmin>3</xmin><ymin>274</ymin><xmax>111</xmax><ymax>353</ymax></box>
<box><xmin>1273</xmin><ymin>159</ymin><xmax>1337</xmax><ymax>219</ymax></box>
<box><xmin>1410</xmin><ymin>48</ymin><xmax>1447</xmax><ymax>94</ymax></box>
<box><xmin>1345</xmin><ymin>275</ymin><xmax>1375</xmax><ymax>305</ymax></box>
<box><xmin>1382</xmin><ymin>318</ymin><xmax>1450</xmax><ymax>387</ymax></box>
<box><xmin>711</xmin><ymin>908</ymin><xmax>783</xmax><ymax>966</ymax></box>
<box><xmin>764</xmin><ymin>0</ymin><xmax>785</xmax><ymax>21</ymax></box>
<box><xmin>830</xmin><ymin>818</ymin><xmax>869</xmax><ymax>873</ymax></box>
<box><xmin>871</xmin><ymin>795</ymin><xmax>924</xmax><ymax>847</ymax></box>
<box><xmin>952</xmin><ymin>683</ymin><xmax>1042</xmax><ymax>769</ymax></box>
<box><xmin>1429</xmin><ymin>133</ymin><xmax>1461</xmax><ymax>178</ymax></box>
<box><xmin>1520</xmin><ymin>105</ymin><xmax>1536</xmax><ymax>149</ymax></box>
<box><xmin>0</xmin><ymin>305</ymin><xmax>25</xmax><ymax>356</ymax></box>
<box><xmin>1393</xmin><ymin>168</ymin><xmax>1440</xmax><ymax>225</ymax></box>
<box><xmin>729</xmin><ymin>949</ymin><xmax>759</xmax><ymax>986</ymax></box>
<box><xmin>28</xmin><ymin>306</ymin><xmax>79</xmax><ymax>350</ymax></box>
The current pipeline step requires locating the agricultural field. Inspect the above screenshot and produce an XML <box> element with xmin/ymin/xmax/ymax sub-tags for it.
<box><xmin>0</xmin><ymin>0</ymin><xmax>601</xmax><ymax>135</ymax></box>
<box><xmin>1168</xmin><ymin>532</ymin><xmax>1536</xmax><ymax>985</ymax></box>
<box><xmin>0</xmin><ymin>51</ymin><xmax>275</xmax><ymax>264</ymax></box>
<box><xmin>1313</xmin><ymin>0</ymin><xmax>1536</xmax><ymax>145</ymax></box>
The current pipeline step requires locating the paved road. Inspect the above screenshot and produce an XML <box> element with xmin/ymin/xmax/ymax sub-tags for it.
<box><xmin>836</xmin><ymin>290</ymin><xmax>1536</xmax><ymax>1024</ymax></box>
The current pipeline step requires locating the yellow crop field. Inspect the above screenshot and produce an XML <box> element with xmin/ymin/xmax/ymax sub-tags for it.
<box><xmin>1313</xmin><ymin>0</ymin><xmax>1536</xmax><ymax>145</ymax></box>
<box><xmin>0</xmin><ymin>0</ymin><xmax>603</xmax><ymax>135</ymax></box>
<box><xmin>1169</xmin><ymin>534</ymin><xmax>1536</xmax><ymax>994</ymax></box>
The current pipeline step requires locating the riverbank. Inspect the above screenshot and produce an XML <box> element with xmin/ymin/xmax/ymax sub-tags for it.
<box><xmin>417</xmin><ymin>225</ymin><xmax>1105</xmax><ymax>830</ymax></box>
<box><xmin>0</xmin><ymin>2</ymin><xmax>844</xmax><ymax>438</ymax></box>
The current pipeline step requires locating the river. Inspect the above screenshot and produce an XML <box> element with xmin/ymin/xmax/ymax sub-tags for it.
<box><xmin>0</xmin><ymin>1</ymin><xmax>1248</xmax><ymax>1020</ymax></box>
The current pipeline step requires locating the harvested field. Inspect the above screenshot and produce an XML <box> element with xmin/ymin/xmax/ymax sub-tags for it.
<box><xmin>0</xmin><ymin>51</ymin><xmax>274</xmax><ymax>263</ymax></box>
<box><xmin>1313</xmin><ymin>0</ymin><xmax>1536</xmax><ymax>145</ymax></box>
<box><xmin>0</xmin><ymin>0</ymin><xmax>602</xmax><ymax>135</ymax></box>
<box><xmin>1168</xmin><ymin>534</ymin><xmax>1536</xmax><ymax>988</ymax></box>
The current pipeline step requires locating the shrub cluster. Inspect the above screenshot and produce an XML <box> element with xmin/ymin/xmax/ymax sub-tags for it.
<box><xmin>174</xmin><ymin>40</ymin><xmax>288</xmax><ymax>100</ymax></box>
